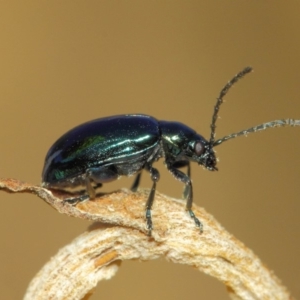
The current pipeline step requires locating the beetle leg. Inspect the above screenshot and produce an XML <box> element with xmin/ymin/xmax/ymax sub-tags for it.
<box><xmin>166</xmin><ymin>164</ymin><xmax>203</xmax><ymax>233</ymax></box>
<box><xmin>144</xmin><ymin>165</ymin><xmax>160</xmax><ymax>235</ymax></box>
<box><xmin>63</xmin><ymin>178</ymin><xmax>102</xmax><ymax>205</ymax></box>
<box><xmin>64</xmin><ymin>167</ymin><xmax>118</xmax><ymax>205</ymax></box>
<box><xmin>85</xmin><ymin>166</ymin><xmax>119</xmax><ymax>199</ymax></box>
<box><xmin>63</xmin><ymin>194</ymin><xmax>89</xmax><ymax>205</ymax></box>
<box><xmin>66</xmin><ymin>182</ymin><xmax>102</xmax><ymax>196</ymax></box>
<box><xmin>62</xmin><ymin>176</ymin><xmax>95</xmax><ymax>205</ymax></box>
<box><xmin>85</xmin><ymin>176</ymin><xmax>96</xmax><ymax>199</ymax></box>
<box><xmin>172</xmin><ymin>161</ymin><xmax>191</xmax><ymax>199</ymax></box>
<box><xmin>183</xmin><ymin>162</ymin><xmax>191</xmax><ymax>199</ymax></box>
<box><xmin>130</xmin><ymin>172</ymin><xmax>142</xmax><ymax>192</ymax></box>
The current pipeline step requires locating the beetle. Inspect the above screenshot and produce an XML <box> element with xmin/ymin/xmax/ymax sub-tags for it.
<box><xmin>42</xmin><ymin>67</ymin><xmax>299</xmax><ymax>234</ymax></box>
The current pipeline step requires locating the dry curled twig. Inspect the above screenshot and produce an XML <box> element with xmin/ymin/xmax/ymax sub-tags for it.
<box><xmin>0</xmin><ymin>178</ymin><xmax>294</xmax><ymax>300</ymax></box>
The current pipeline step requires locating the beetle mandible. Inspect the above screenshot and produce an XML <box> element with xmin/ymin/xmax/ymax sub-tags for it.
<box><xmin>42</xmin><ymin>67</ymin><xmax>299</xmax><ymax>234</ymax></box>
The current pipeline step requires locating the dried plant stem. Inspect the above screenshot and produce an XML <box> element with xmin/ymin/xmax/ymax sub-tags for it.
<box><xmin>0</xmin><ymin>178</ymin><xmax>293</xmax><ymax>300</ymax></box>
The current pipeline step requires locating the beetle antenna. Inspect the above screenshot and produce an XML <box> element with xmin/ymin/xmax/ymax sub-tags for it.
<box><xmin>213</xmin><ymin>118</ymin><xmax>300</xmax><ymax>146</ymax></box>
<box><xmin>210</xmin><ymin>67</ymin><xmax>253</xmax><ymax>145</ymax></box>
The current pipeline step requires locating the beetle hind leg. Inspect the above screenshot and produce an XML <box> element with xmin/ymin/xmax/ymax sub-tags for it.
<box><xmin>63</xmin><ymin>194</ymin><xmax>89</xmax><ymax>205</ymax></box>
<box><xmin>85</xmin><ymin>176</ymin><xmax>96</xmax><ymax>199</ymax></box>
<box><xmin>63</xmin><ymin>176</ymin><xmax>95</xmax><ymax>205</ymax></box>
<box><xmin>63</xmin><ymin>166</ymin><xmax>118</xmax><ymax>205</ymax></box>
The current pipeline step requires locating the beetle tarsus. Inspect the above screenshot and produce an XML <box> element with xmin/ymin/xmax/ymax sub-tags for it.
<box><xmin>63</xmin><ymin>194</ymin><xmax>89</xmax><ymax>205</ymax></box>
<box><xmin>188</xmin><ymin>210</ymin><xmax>203</xmax><ymax>233</ymax></box>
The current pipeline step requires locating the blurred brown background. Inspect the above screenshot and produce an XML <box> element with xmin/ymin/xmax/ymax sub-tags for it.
<box><xmin>0</xmin><ymin>1</ymin><xmax>300</xmax><ymax>299</ymax></box>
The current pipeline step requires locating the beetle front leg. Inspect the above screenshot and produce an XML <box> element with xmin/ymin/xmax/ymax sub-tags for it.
<box><xmin>172</xmin><ymin>161</ymin><xmax>191</xmax><ymax>199</ymax></box>
<box><xmin>184</xmin><ymin>161</ymin><xmax>191</xmax><ymax>198</ymax></box>
<box><xmin>144</xmin><ymin>165</ymin><xmax>160</xmax><ymax>235</ymax></box>
<box><xmin>166</xmin><ymin>164</ymin><xmax>203</xmax><ymax>233</ymax></box>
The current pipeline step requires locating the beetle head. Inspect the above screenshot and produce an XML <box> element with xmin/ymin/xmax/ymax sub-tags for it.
<box><xmin>186</xmin><ymin>138</ymin><xmax>218</xmax><ymax>171</ymax></box>
<box><xmin>201</xmin><ymin>144</ymin><xmax>218</xmax><ymax>171</ymax></box>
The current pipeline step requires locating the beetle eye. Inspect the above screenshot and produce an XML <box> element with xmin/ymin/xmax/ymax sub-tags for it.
<box><xmin>194</xmin><ymin>141</ymin><xmax>204</xmax><ymax>156</ymax></box>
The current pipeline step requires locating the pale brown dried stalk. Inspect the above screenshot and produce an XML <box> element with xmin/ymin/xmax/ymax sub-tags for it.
<box><xmin>0</xmin><ymin>178</ymin><xmax>294</xmax><ymax>300</ymax></box>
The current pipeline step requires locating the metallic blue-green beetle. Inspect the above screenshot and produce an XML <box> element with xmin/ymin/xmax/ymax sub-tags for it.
<box><xmin>42</xmin><ymin>67</ymin><xmax>298</xmax><ymax>234</ymax></box>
